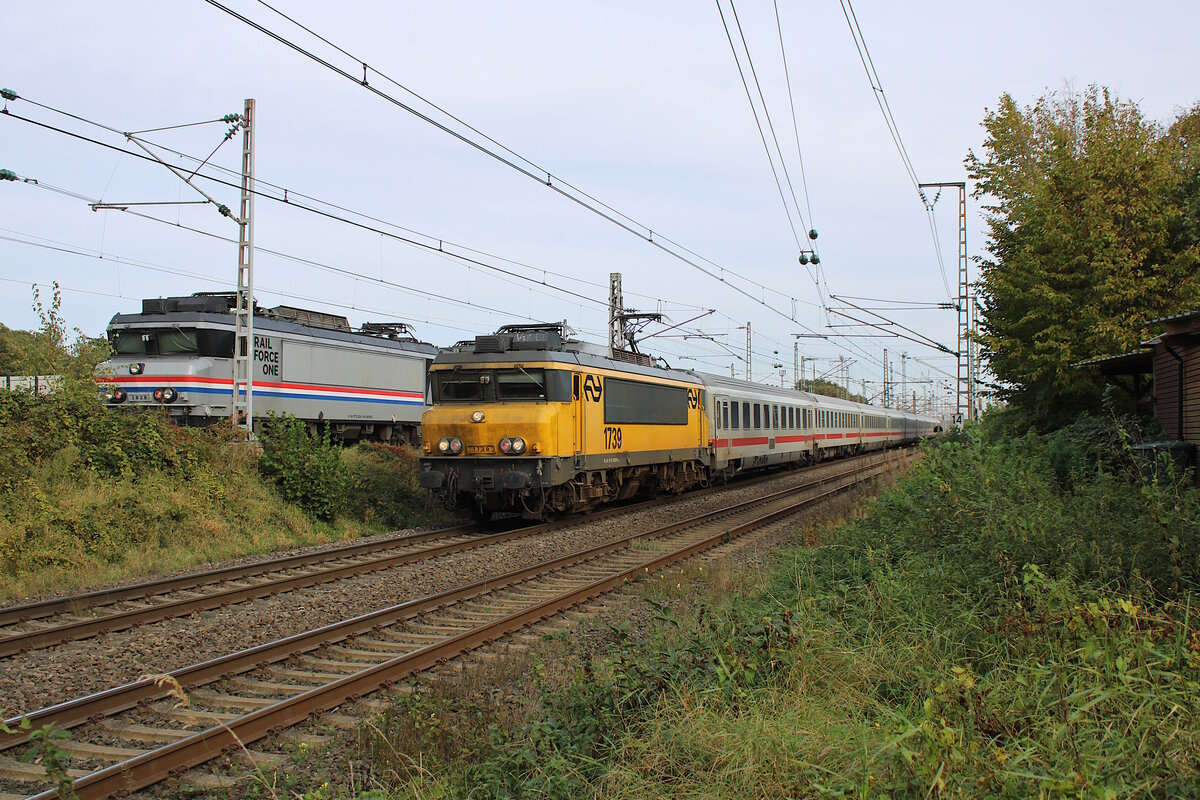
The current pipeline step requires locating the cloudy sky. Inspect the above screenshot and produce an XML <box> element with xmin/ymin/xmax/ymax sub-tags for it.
<box><xmin>4</xmin><ymin>1</ymin><xmax>1198</xmax><ymax>411</ymax></box>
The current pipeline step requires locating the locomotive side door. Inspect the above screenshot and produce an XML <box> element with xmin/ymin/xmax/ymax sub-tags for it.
<box><xmin>572</xmin><ymin>372</ymin><xmax>584</xmax><ymax>469</ymax></box>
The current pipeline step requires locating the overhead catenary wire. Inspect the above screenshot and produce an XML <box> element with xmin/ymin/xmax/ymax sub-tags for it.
<box><xmin>772</xmin><ymin>0</ymin><xmax>816</xmax><ymax>244</ymax></box>
<box><xmin>839</xmin><ymin>0</ymin><xmax>920</xmax><ymax>193</ymax></box>
<box><xmin>715</xmin><ymin>0</ymin><xmax>807</xmax><ymax>248</ymax></box>
<box><xmin>5</xmin><ymin>102</ymin><xmax>856</xmax><ymax>373</ymax></box>
<box><xmin>3</xmin><ymin>159</ymin><xmax>810</xmax><ymax>390</ymax></box>
<box><xmin>0</xmin><ymin>232</ymin><xmax>529</xmax><ymax>338</ymax></box>
<box><xmin>6</xmin><ymin>82</ymin><xmax>928</xmax><ymax>395</ymax></box>
<box><xmin>837</xmin><ymin>0</ymin><xmax>955</xmax><ymax>305</ymax></box>
<box><xmin>3</xmin><ymin>98</ymin><xmax>750</xmax><ymax>317</ymax></box>
<box><xmin>5</xmin><ymin>175</ymin><xmax>746</xmax><ymax>371</ymax></box>
<box><xmin>198</xmin><ymin>1</ymin><xmax>852</xmax><ymax>348</ymax></box>
<box><xmin>0</xmin><ymin>109</ymin><xmax>612</xmax><ymax>310</ymax></box>
<box><xmin>4</xmin><ymin>176</ymin><xmax>575</xmax><ymax>322</ymax></box>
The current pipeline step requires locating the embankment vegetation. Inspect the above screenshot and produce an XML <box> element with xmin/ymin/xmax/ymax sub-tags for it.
<box><xmin>0</xmin><ymin>288</ymin><xmax>446</xmax><ymax>602</ymax></box>
<box><xmin>351</xmin><ymin>415</ymin><xmax>1199</xmax><ymax>799</ymax></box>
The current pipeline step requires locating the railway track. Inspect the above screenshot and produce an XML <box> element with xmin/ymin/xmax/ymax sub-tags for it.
<box><xmin>0</xmin><ymin>448</ymin><xmax>910</xmax><ymax>799</ymax></box>
<box><xmin>0</xmin><ymin>459</ymin><xmax>845</xmax><ymax>658</ymax></box>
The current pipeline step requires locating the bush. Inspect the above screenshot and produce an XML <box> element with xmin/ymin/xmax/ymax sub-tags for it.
<box><xmin>341</xmin><ymin>442</ymin><xmax>439</xmax><ymax>530</ymax></box>
<box><xmin>257</xmin><ymin>415</ymin><xmax>346</xmax><ymax>521</ymax></box>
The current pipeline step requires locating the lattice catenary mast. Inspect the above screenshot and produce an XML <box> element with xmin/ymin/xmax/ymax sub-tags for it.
<box><xmin>233</xmin><ymin>99</ymin><xmax>256</xmax><ymax>432</ymax></box>
<box><xmin>919</xmin><ymin>181</ymin><xmax>971</xmax><ymax>422</ymax></box>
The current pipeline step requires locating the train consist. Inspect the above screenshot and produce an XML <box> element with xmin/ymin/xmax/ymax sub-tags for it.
<box><xmin>96</xmin><ymin>293</ymin><xmax>438</xmax><ymax>444</ymax></box>
<box><xmin>418</xmin><ymin>323</ymin><xmax>942</xmax><ymax>519</ymax></box>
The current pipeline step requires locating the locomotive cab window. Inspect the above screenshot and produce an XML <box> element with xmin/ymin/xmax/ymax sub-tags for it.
<box><xmin>435</xmin><ymin>368</ymin><xmax>570</xmax><ymax>402</ymax></box>
<box><xmin>496</xmin><ymin>368</ymin><xmax>545</xmax><ymax>400</ymax></box>
<box><xmin>436</xmin><ymin>369</ymin><xmax>489</xmax><ymax>401</ymax></box>
<box><xmin>109</xmin><ymin>327</ymin><xmax>233</xmax><ymax>358</ymax></box>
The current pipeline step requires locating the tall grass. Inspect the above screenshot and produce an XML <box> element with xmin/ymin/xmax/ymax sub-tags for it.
<box><xmin>353</xmin><ymin>415</ymin><xmax>1200</xmax><ymax>799</ymax></box>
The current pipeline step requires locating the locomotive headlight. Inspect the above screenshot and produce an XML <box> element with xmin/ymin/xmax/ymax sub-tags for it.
<box><xmin>448</xmin><ymin>437</ymin><xmax>463</xmax><ymax>454</ymax></box>
<box><xmin>129</xmin><ymin>363</ymin><xmax>144</xmax><ymax>375</ymax></box>
<box><xmin>107</xmin><ymin>388</ymin><xmax>127</xmax><ymax>404</ymax></box>
<box><xmin>499</xmin><ymin>437</ymin><xmax>526</xmax><ymax>454</ymax></box>
<box><xmin>437</xmin><ymin>438</ymin><xmax>451</xmax><ymax>453</ymax></box>
<box><xmin>471</xmin><ymin>410</ymin><xmax>485</xmax><ymax>423</ymax></box>
<box><xmin>152</xmin><ymin>388</ymin><xmax>164</xmax><ymax>402</ymax></box>
<box><xmin>161</xmin><ymin>387</ymin><xmax>178</xmax><ymax>404</ymax></box>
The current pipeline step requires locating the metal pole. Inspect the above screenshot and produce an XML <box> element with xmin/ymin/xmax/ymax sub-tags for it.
<box><xmin>882</xmin><ymin>348</ymin><xmax>888</xmax><ymax>408</ymax></box>
<box><xmin>958</xmin><ymin>185</ymin><xmax>970</xmax><ymax>421</ymax></box>
<box><xmin>919</xmin><ymin>181</ymin><xmax>969</xmax><ymax>423</ymax></box>
<box><xmin>609</xmin><ymin>273</ymin><xmax>624</xmax><ymax>358</ymax></box>
<box><xmin>232</xmin><ymin>98</ymin><xmax>255</xmax><ymax>434</ymax></box>
<box><xmin>793</xmin><ymin>340</ymin><xmax>798</xmax><ymax>391</ymax></box>
<box><xmin>745</xmin><ymin>322</ymin><xmax>751</xmax><ymax>381</ymax></box>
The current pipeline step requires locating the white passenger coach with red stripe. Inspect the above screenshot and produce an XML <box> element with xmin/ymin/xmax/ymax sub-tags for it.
<box><xmin>700</xmin><ymin>372</ymin><xmax>940</xmax><ymax>480</ymax></box>
<box><xmin>97</xmin><ymin>293</ymin><xmax>437</xmax><ymax>444</ymax></box>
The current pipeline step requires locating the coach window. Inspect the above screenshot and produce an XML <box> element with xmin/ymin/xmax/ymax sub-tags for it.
<box><xmin>753</xmin><ymin>404</ymin><xmax>761</xmax><ymax>429</ymax></box>
<box><xmin>732</xmin><ymin>401</ymin><xmax>741</xmax><ymax>429</ymax></box>
<box><xmin>742</xmin><ymin>402</ymin><xmax>750</xmax><ymax>429</ymax></box>
<box><xmin>722</xmin><ymin>401</ymin><xmax>729</xmax><ymax>430</ymax></box>
<box><xmin>771</xmin><ymin>405</ymin><xmax>778</xmax><ymax>429</ymax></box>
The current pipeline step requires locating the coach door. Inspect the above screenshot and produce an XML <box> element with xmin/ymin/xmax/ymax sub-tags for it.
<box><xmin>714</xmin><ymin>395</ymin><xmax>731</xmax><ymax>454</ymax></box>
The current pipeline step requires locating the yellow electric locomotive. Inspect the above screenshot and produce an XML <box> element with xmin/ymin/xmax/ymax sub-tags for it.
<box><xmin>418</xmin><ymin>324</ymin><xmax>709</xmax><ymax>519</ymax></box>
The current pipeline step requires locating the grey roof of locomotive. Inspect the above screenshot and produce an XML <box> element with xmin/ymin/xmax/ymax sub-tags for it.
<box><xmin>108</xmin><ymin>310</ymin><xmax>440</xmax><ymax>357</ymax></box>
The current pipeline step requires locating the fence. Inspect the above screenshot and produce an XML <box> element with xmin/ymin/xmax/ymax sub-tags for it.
<box><xmin>1</xmin><ymin>375</ymin><xmax>61</xmax><ymax>394</ymax></box>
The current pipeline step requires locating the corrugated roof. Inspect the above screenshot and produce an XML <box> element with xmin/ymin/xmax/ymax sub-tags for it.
<box><xmin>1145</xmin><ymin>309</ymin><xmax>1200</xmax><ymax>326</ymax></box>
<box><xmin>1073</xmin><ymin>350</ymin><xmax>1153</xmax><ymax>373</ymax></box>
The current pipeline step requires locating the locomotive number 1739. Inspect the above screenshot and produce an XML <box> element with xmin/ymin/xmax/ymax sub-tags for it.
<box><xmin>603</xmin><ymin>426</ymin><xmax>623</xmax><ymax>449</ymax></box>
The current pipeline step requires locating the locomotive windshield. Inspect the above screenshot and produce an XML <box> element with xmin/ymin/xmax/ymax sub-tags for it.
<box><xmin>433</xmin><ymin>367</ymin><xmax>569</xmax><ymax>402</ymax></box>
<box><xmin>109</xmin><ymin>328</ymin><xmax>235</xmax><ymax>358</ymax></box>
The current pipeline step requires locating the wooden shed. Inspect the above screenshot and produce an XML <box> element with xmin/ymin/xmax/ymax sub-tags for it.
<box><xmin>1148</xmin><ymin>310</ymin><xmax>1200</xmax><ymax>445</ymax></box>
<box><xmin>1077</xmin><ymin>309</ymin><xmax>1200</xmax><ymax>473</ymax></box>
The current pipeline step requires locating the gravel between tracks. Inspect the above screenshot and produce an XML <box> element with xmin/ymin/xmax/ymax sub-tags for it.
<box><xmin>0</xmin><ymin>457</ymin><xmax>891</xmax><ymax>716</ymax></box>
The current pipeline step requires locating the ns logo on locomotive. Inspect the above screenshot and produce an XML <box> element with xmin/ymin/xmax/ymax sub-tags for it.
<box><xmin>96</xmin><ymin>292</ymin><xmax>438</xmax><ymax>445</ymax></box>
<box><xmin>418</xmin><ymin>323</ymin><xmax>941</xmax><ymax>521</ymax></box>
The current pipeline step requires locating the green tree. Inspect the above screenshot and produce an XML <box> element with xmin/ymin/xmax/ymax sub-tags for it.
<box><xmin>0</xmin><ymin>283</ymin><xmax>110</xmax><ymax>378</ymax></box>
<box><xmin>966</xmin><ymin>87</ymin><xmax>1200</xmax><ymax>427</ymax></box>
